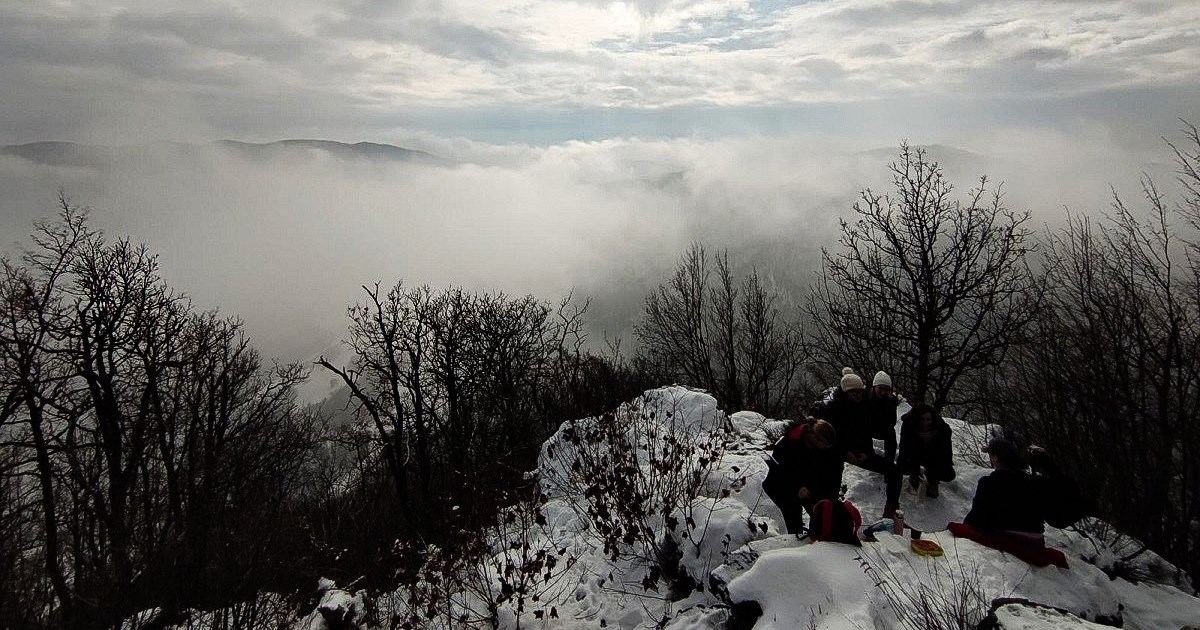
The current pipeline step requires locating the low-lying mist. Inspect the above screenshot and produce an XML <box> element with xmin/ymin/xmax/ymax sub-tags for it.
<box><xmin>0</xmin><ymin>130</ymin><xmax>1168</xmax><ymax>369</ymax></box>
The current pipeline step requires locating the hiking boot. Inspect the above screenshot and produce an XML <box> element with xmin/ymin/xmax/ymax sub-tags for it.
<box><xmin>908</xmin><ymin>475</ymin><xmax>922</xmax><ymax>493</ymax></box>
<box><xmin>926</xmin><ymin>481</ymin><xmax>939</xmax><ymax>498</ymax></box>
<box><xmin>882</xmin><ymin>503</ymin><xmax>899</xmax><ymax>519</ymax></box>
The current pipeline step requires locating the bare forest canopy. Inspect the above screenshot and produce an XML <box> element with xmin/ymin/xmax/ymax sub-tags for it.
<box><xmin>2</xmin><ymin>127</ymin><xmax>1199</xmax><ymax>628</ymax></box>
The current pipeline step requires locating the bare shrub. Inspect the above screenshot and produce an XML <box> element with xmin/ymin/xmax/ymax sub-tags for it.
<box><xmin>859</xmin><ymin>543</ymin><xmax>999</xmax><ymax>630</ymax></box>
<box><xmin>541</xmin><ymin>392</ymin><xmax>726</xmax><ymax>598</ymax></box>
<box><xmin>373</xmin><ymin>487</ymin><xmax>574</xmax><ymax>629</ymax></box>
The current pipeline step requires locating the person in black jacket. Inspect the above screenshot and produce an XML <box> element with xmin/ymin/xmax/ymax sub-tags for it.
<box><xmin>811</xmin><ymin>368</ymin><xmax>902</xmax><ymax>518</ymax></box>
<box><xmin>866</xmin><ymin>371</ymin><xmax>900</xmax><ymax>464</ymax></box>
<box><xmin>761</xmin><ymin>419</ymin><xmax>843</xmax><ymax>534</ymax></box>
<box><xmin>951</xmin><ymin>436</ymin><xmax>1080</xmax><ymax>568</ymax></box>
<box><xmin>964</xmin><ymin>437</ymin><xmax>1037</xmax><ymax>534</ymax></box>
<box><xmin>897</xmin><ymin>403</ymin><xmax>956</xmax><ymax>498</ymax></box>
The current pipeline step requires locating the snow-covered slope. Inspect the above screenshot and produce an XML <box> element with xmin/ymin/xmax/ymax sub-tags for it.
<box><xmin>188</xmin><ymin>386</ymin><xmax>1200</xmax><ymax>629</ymax></box>
<box><xmin>517</xmin><ymin>386</ymin><xmax>1198</xmax><ymax>629</ymax></box>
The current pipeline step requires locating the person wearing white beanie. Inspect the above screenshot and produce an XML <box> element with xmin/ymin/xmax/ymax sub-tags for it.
<box><xmin>812</xmin><ymin>366</ymin><xmax>902</xmax><ymax>518</ymax></box>
<box><xmin>840</xmin><ymin>366</ymin><xmax>865</xmax><ymax>392</ymax></box>
<box><xmin>867</xmin><ymin>370</ymin><xmax>900</xmax><ymax>465</ymax></box>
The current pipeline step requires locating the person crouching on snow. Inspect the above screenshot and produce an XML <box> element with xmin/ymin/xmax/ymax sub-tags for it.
<box><xmin>762</xmin><ymin>418</ymin><xmax>843</xmax><ymax>535</ymax></box>
<box><xmin>811</xmin><ymin>368</ymin><xmax>903</xmax><ymax>519</ymax></box>
<box><xmin>897</xmin><ymin>403</ymin><xmax>956</xmax><ymax>498</ymax></box>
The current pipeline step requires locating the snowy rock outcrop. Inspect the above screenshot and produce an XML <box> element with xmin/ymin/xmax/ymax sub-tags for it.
<box><xmin>979</xmin><ymin>599</ymin><xmax>1125</xmax><ymax>629</ymax></box>
<box><xmin>528</xmin><ymin>386</ymin><xmax>1200</xmax><ymax>628</ymax></box>
<box><xmin>298</xmin><ymin>579</ymin><xmax>368</xmax><ymax>630</ymax></box>
<box><xmin>224</xmin><ymin>385</ymin><xmax>1200</xmax><ymax>629</ymax></box>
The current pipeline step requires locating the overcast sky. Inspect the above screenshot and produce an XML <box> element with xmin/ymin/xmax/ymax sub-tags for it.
<box><xmin>2</xmin><ymin>0</ymin><xmax>1198</xmax><ymax>145</ymax></box>
<box><xmin>2</xmin><ymin>0</ymin><xmax>1200</xmax><ymax>373</ymax></box>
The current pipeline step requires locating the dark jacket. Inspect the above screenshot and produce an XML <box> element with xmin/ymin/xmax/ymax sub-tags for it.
<box><xmin>809</xmin><ymin>389</ymin><xmax>873</xmax><ymax>457</ymax></box>
<box><xmin>767</xmin><ymin>422</ymin><xmax>844</xmax><ymax>502</ymax></box>
<box><xmin>897</xmin><ymin>404</ymin><xmax>954</xmax><ymax>476</ymax></box>
<box><xmin>964</xmin><ymin>469</ymin><xmax>1049</xmax><ymax>535</ymax></box>
<box><xmin>964</xmin><ymin>443</ymin><xmax>1088</xmax><ymax>535</ymax></box>
<box><xmin>866</xmin><ymin>391</ymin><xmax>901</xmax><ymax>461</ymax></box>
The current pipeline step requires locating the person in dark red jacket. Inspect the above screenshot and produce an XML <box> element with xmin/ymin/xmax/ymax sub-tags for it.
<box><xmin>762</xmin><ymin>419</ymin><xmax>843</xmax><ymax>534</ymax></box>
<box><xmin>897</xmin><ymin>403</ymin><xmax>956</xmax><ymax>498</ymax></box>
<box><xmin>811</xmin><ymin>368</ymin><xmax>902</xmax><ymax>517</ymax></box>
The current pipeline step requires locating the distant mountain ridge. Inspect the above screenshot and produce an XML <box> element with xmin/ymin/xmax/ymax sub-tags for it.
<box><xmin>217</xmin><ymin>139</ymin><xmax>444</xmax><ymax>164</ymax></box>
<box><xmin>1</xmin><ymin>141</ymin><xmax>115</xmax><ymax>167</ymax></box>
<box><xmin>1</xmin><ymin>139</ymin><xmax>447</xmax><ymax>167</ymax></box>
<box><xmin>858</xmin><ymin>143</ymin><xmax>986</xmax><ymax>164</ymax></box>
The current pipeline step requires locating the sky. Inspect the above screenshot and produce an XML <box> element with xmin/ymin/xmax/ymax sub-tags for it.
<box><xmin>2</xmin><ymin>0</ymin><xmax>1198</xmax><ymax>144</ymax></box>
<box><xmin>2</xmin><ymin>0</ymin><xmax>1199</xmax><ymax>364</ymax></box>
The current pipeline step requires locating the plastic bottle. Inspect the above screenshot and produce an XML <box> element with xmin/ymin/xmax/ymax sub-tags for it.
<box><xmin>892</xmin><ymin>509</ymin><xmax>905</xmax><ymax>537</ymax></box>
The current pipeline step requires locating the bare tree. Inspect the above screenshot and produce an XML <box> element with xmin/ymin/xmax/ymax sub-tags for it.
<box><xmin>317</xmin><ymin>283</ymin><xmax>591</xmax><ymax>538</ymax></box>
<box><xmin>0</xmin><ymin>197</ymin><xmax>87</xmax><ymax>624</ymax></box>
<box><xmin>807</xmin><ymin>144</ymin><xmax>1039</xmax><ymax>409</ymax></box>
<box><xmin>0</xmin><ymin>202</ymin><xmax>318</xmax><ymax>628</ymax></box>
<box><xmin>999</xmin><ymin>122</ymin><xmax>1200</xmax><ymax>588</ymax></box>
<box><xmin>636</xmin><ymin>243</ymin><xmax>808</xmax><ymax>415</ymax></box>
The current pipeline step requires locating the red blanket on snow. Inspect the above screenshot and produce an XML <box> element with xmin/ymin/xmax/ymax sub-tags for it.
<box><xmin>947</xmin><ymin>522</ymin><xmax>1068</xmax><ymax>568</ymax></box>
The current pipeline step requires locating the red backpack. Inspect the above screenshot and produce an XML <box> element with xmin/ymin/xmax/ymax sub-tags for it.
<box><xmin>811</xmin><ymin>499</ymin><xmax>862</xmax><ymax>546</ymax></box>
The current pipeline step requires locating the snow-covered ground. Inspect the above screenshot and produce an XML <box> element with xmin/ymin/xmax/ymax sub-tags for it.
<box><xmin>143</xmin><ymin>386</ymin><xmax>1200</xmax><ymax>629</ymax></box>
<box><xmin>524</xmin><ymin>387</ymin><xmax>1198</xmax><ymax>629</ymax></box>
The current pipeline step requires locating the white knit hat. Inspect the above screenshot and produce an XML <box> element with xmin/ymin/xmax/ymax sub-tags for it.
<box><xmin>873</xmin><ymin>371</ymin><xmax>892</xmax><ymax>387</ymax></box>
<box><xmin>840</xmin><ymin>367</ymin><xmax>865</xmax><ymax>391</ymax></box>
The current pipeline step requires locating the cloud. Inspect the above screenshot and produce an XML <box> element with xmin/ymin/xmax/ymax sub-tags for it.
<box><xmin>822</xmin><ymin>0</ymin><xmax>975</xmax><ymax>28</ymax></box>
<box><xmin>2</xmin><ymin>0</ymin><xmax>1198</xmax><ymax>144</ymax></box>
<box><xmin>940</xmin><ymin>28</ymin><xmax>990</xmax><ymax>54</ymax></box>
<box><xmin>1</xmin><ymin>0</ymin><xmax>1196</xmax><ymax>391</ymax></box>
<box><xmin>0</xmin><ymin>123</ymin><xmax>1179</xmax><ymax>362</ymax></box>
<box><xmin>110</xmin><ymin>10</ymin><xmax>316</xmax><ymax>65</ymax></box>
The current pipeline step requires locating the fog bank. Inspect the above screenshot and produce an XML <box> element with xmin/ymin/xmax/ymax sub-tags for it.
<box><xmin>0</xmin><ymin>130</ymin><xmax>1172</xmax><ymax>363</ymax></box>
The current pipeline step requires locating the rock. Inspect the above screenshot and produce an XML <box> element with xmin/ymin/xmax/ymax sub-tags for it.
<box><xmin>311</xmin><ymin>579</ymin><xmax>367</xmax><ymax>630</ymax></box>
<box><xmin>978</xmin><ymin>598</ymin><xmax>1122</xmax><ymax>629</ymax></box>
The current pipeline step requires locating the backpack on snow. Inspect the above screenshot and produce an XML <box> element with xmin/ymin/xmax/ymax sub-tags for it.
<box><xmin>810</xmin><ymin>499</ymin><xmax>862</xmax><ymax>546</ymax></box>
<box><xmin>1029</xmin><ymin>448</ymin><xmax>1090</xmax><ymax>528</ymax></box>
<box><xmin>1042</xmin><ymin>475</ymin><xmax>1088</xmax><ymax>529</ymax></box>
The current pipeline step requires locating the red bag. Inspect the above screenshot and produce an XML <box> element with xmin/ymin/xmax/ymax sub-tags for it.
<box><xmin>811</xmin><ymin>499</ymin><xmax>862</xmax><ymax>546</ymax></box>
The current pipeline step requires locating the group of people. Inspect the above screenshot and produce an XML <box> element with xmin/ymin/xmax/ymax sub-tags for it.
<box><xmin>762</xmin><ymin>367</ymin><xmax>1084</xmax><ymax>566</ymax></box>
<box><xmin>763</xmin><ymin>367</ymin><xmax>955</xmax><ymax>532</ymax></box>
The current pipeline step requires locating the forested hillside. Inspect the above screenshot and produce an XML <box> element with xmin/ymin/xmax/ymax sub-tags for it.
<box><xmin>3</xmin><ymin>129</ymin><xmax>1199</xmax><ymax>629</ymax></box>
